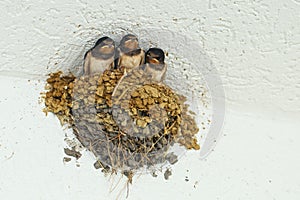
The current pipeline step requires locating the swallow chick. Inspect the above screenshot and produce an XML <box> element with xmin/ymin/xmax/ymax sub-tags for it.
<box><xmin>83</xmin><ymin>36</ymin><xmax>115</xmax><ymax>75</ymax></box>
<box><xmin>143</xmin><ymin>48</ymin><xmax>167</xmax><ymax>83</ymax></box>
<box><xmin>115</xmin><ymin>34</ymin><xmax>145</xmax><ymax>72</ymax></box>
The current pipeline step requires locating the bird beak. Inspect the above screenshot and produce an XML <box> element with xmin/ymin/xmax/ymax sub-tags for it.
<box><xmin>103</xmin><ymin>44</ymin><xmax>114</xmax><ymax>49</ymax></box>
<box><xmin>99</xmin><ymin>44</ymin><xmax>114</xmax><ymax>54</ymax></box>
<box><xmin>130</xmin><ymin>38</ymin><xmax>138</xmax><ymax>42</ymax></box>
<box><xmin>149</xmin><ymin>58</ymin><xmax>160</xmax><ymax>64</ymax></box>
<box><xmin>125</xmin><ymin>39</ymin><xmax>138</xmax><ymax>49</ymax></box>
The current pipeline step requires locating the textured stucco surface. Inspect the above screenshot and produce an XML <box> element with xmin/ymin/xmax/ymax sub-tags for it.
<box><xmin>0</xmin><ymin>0</ymin><xmax>299</xmax><ymax>116</ymax></box>
<box><xmin>1</xmin><ymin>1</ymin><xmax>300</xmax><ymax>199</ymax></box>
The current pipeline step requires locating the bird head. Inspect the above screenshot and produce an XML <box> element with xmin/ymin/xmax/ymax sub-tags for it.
<box><xmin>91</xmin><ymin>37</ymin><xmax>115</xmax><ymax>58</ymax></box>
<box><xmin>120</xmin><ymin>34</ymin><xmax>139</xmax><ymax>51</ymax></box>
<box><xmin>145</xmin><ymin>48</ymin><xmax>165</xmax><ymax>66</ymax></box>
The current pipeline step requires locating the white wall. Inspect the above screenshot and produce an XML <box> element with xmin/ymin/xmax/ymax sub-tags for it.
<box><xmin>1</xmin><ymin>1</ymin><xmax>300</xmax><ymax>199</ymax></box>
<box><xmin>0</xmin><ymin>0</ymin><xmax>299</xmax><ymax>117</ymax></box>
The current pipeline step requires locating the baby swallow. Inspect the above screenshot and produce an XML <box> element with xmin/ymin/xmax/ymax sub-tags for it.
<box><xmin>83</xmin><ymin>36</ymin><xmax>115</xmax><ymax>75</ymax></box>
<box><xmin>143</xmin><ymin>48</ymin><xmax>167</xmax><ymax>83</ymax></box>
<box><xmin>115</xmin><ymin>34</ymin><xmax>145</xmax><ymax>72</ymax></box>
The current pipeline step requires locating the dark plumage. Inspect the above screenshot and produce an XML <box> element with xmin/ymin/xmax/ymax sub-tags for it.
<box><xmin>83</xmin><ymin>36</ymin><xmax>115</xmax><ymax>75</ymax></box>
<box><xmin>114</xmin><ymin>34</ymin><xmax>145</xmax><ymax>72</ymax></box>
<box><xmin>143</xmin><ymin>48</ymin><xmax>167</xmax><ymax>83</ymax></box>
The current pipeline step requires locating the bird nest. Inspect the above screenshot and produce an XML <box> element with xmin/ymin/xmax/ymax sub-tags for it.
<box><xmin>44</xmin><ymin>64</ymin><xmax>199</xmax><ymax>177</ymax></box>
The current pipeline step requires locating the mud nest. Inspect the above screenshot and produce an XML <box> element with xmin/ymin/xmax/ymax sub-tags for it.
<box><xmin>43</xmin><ymin>66</ymin><xmax>200</xmax><ymax>174</ymax></box>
